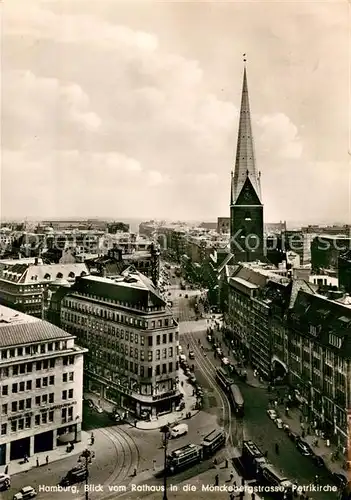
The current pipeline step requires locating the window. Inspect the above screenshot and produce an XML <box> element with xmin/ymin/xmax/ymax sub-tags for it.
<box><xmin>63</xmin><ymin>373</ymin><xmax>68</xmax><ymax>383</ymax></box>
<box><xmin>12</xmin><ymin>402</ymin><xmax>17</xmax><ymax>413</ymax></box>
<box><xmin>25</xmin><ymin>416</ymin><xmax>31</xmax><ymax>428</ymax></box>
<box><xmin>169</xmin><ymin>362</ymin><xmax>173</xmax><ymax>372</ymax></box>
<box><xmin>49</xmin><ymin>376</ymin><xmax>55</xmax><ymax>385</ymax></box>
<box><xmin>62</xmin><ymin>408</ymin><xmax>67</xmax><ymax>423</ymax></box>
<box><xmin>19</xmin><ymin>400</ymin><xmax>25</xmax><ymax>411</ymax></box>
<box><xmin>12</xmin><ymin>383</ymin><xmax>18</xmax><ymax>393</ymax></box>
<box><xmin>140</xmin><ymin>351</ymin><xmax>145</xmax><ymax>361</ymax></box>
<box><xmin>156</xmin><ymin>350</ymin><xmax>160</xmax><ymax>360</ymax></box>
<box><xmin>49</xmin><ymin>393</ymin><xmax>54</xmax><ymax>404</ymax></box>
<box><xmin>35</xmin><ymin>396</ymin><xmax>41</xmax><ymax>406</ymax></box>
<box><xmin>2</xmin><ymin>404</ymin><xmax>7</xmax><ymax>415</ymax></box>
<box><xmin>148</xmin><ymin>336</ymin><xmax>153</xmax><ymax>347</ymax></box>
<box><xmin>162</xmin><ymin>348</ymin><xmax>167</xmax><ymax>359</ymax></box>
<box><xmin>62</xmin><ymin>390</ymin><xmax>67</xmax><ymax>400</ymax></box>
<box><xmin>168</xmin><ymin>347</ymin><xmax>173</xmax><ymax>357</ymax></box>
<box><xmin>2</xmin><ymin>385</ymin><xmax>8</xmax><ymax>396</ymax></box>
<box><xmin>11</xmin><ymin>421</ymin><xmax>17</xmax><ymax>433</ymax></box>
<box><xmin>18</xmin><ymin>419</ymin><xmax>24</xmax><ymax>431</ymax></box>
<box><xmin>1</xmin><ymin>423</ymin><xmax>7</xmax><ymax>435</ymax></box>
<box><xmin>168</xmin><ymin>331</ymin><xmax>172</xmax><ymax>342</ymax></box>
<box><xmin>148</xmin><ymin>351</ymin><xmax>152</xmax><ymax>362</ymax></box>
<box><xmin>36</xmin><ymin>361</ymin><xmax>42</xmax><ymax>371</ymax></box>
<box><xmin>49</xmin><ymin>411</ymin><xmax>54</xmax><ymax>422</ymax></box>
<box><xmin>157</xmin><ymin>335</ymin><xmax>160</xmax><ymax>345</ymax></box>
<box><xmin>148</xmin><ymin>367</ymin><xmax>152</xmax><ymax>377</ymax></box>
<box><xmin>69</xmin><ymin>372</ymin><xmax>74</xmax><ymax>381</ymax></box>
<box><xmin>68</xmin><ymin>389</ymin><xmax>73</xmax><ymax>399</ymax></box>
<box><xmin>26</xmin><ymin>380</ymin><xmax>32</xmax><ymax>390</ymax></box>
<box><xmin>13</xmin><ymin>365</ymin><xmax>19</xmax><ymax>376</ymax></box>
<box><xmin>140</xmin><ymin>366</ymin><xmax>144</xmax><ymax>377</ymax></box>
<box><xmin>42</xmin><ymin>377</ymin><xmax>48</xmax><ymax>387</ymax></box>
<box><xmin>19</xmin><ymin>382</ymin><xmax>25</xmax><ymax>392</ymax></box>
<box><xmin>156</xmin><ymin>365</ymin><xmax>160</xmax><ymax>376</ymax></box>
<box><xmin>36</xmin><ymin>379</ymin><xmax>41</xmax><ymax>389</ymax></box>
<box><xmin>162</xmin><ymin>334</ymin><xmax>167</xmax><ymax>344</ymax></box>
<box><xmin>42</xmin><ymin>394</ymin><xmax>48</xmax><ymax>405</ymax></box>
<box><xmin>35</xmin><ymin>415</ymin><xmax>40</xmax><ymax>426</ymax></box>
<box><xmin>26</xmin><ymin>398</ymin><xmax>31</xmax><ymax>409</ymax></box>
<box><xmin>162</xmin><ymin>364</ymin><xmax>167</xmax><ymax>374</ymax></box>
<box><xmin>42</xmin><ymin>413</ymin><xmax>47</xmax><ymax>424</ymax></box>
<box><xmin>140</xmin><ymin>336</ymin><xmax>145</xmax><ymax>346</ymax></box>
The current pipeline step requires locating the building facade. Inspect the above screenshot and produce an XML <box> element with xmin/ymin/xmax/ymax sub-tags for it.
<box><xmin>0</xmin><ymin>259</ymin><xmax>89</xmax><ymax>317</ymax></box>
<box><xmin>59</xmin><ymin>272</ymin><xmax>181</xmax><ymax>418</ymax></box>
<box><xmin>0</xmin><ymin>305</ymin><xmax>86</xmax><ymax>465</ymax></box>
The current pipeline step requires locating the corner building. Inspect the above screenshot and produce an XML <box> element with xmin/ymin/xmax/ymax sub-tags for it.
<box><xmin>60</xmin><ymin>272</ymin><xmax>181</xmax><ymax>417</ymax></box>
<box><xmin>0</xmin><ymin>305</ymin><xmax>86</xmax><ymax>466</ymax></box>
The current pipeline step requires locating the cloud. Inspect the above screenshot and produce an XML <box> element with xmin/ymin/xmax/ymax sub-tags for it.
<box><xmin>2</xmin><ymin>1</ymin><xmax>335</xmax><ymax>223</ymax></box>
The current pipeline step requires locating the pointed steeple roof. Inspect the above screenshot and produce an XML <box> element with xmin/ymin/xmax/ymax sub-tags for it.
<box><xmin>231</xmin><ymin>66</ymin><xmax>262</xmax><ymax>205</ymax></box>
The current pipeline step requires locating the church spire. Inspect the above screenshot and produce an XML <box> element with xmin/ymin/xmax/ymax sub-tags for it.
<box><xmin>231</xmin><ymin>61</ymin><xmax>262</xmax><ymax>205</ymax></box>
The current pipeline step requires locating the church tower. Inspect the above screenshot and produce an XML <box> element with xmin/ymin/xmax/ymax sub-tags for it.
<box><xmin>230</xmin><ymin>63</ymin><xmax>264</xmax><ymax>262</ymax></box>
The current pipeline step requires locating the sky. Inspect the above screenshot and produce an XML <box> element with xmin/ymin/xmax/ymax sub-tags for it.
<box><xmin>1</xmin><ymin>0</ymin><xmax>350</xmax><ymax>224</ymax></box>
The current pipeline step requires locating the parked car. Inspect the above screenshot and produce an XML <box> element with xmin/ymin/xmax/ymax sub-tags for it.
<box><xmin>275</xmin><ymin>418</ymin><xmax>284</xmax><ymax>429</ymax></box>
<box><xmin>267</xmin><ymin>409</ymin><xmax>277</xmax><ymax>420</ymax></box>
<box><xmin>189</xmin><ymin>351</ymin><xmax>195</xmax><ymax>360</ymax></box>
<box><xmin>13</xmin><ymin>486</ymin><xmax>37</xmax><ymax>500</ymax></box>
<box><xmin>331</xmin><ymin>473</ymin><xmax>348</xmax><ymax>488</ymax></box>
<box><xmin>171</xmin><ymin>423</ymin><xmax>188</xmax><ymax>439</ymax></box>
<box><xmin>0</xmin><ymin>473</ymin><xmax>10</xmax><ymax>491</ymax></box>
<box><xmin>282</xmin><ymin>423</ymin><xmax>290</xmax><ymax>432</ymax></box>
<box><xmin>207</xmin><ymin>335</ymin><xmax>212</xmax><ymax>342</ymax></box>
<box><xmin>296</xmin><ymin>440</ymin><xmax>312</xmax><ymax>456</ymax></box>
<box><xmin>179</xmin><ymin>354</ymin><xmax>187</xmax><ymax>363</ymax></box>
<box><xmin>216</xmin><ymin>348</ymin><xmax>223</xmax><ymax>357</ymax></box>
<box><xmin>188</xmin><ymin>374</ymin><xmax>197</xmax><ymax>384</ymax></box>
<box><xmin>221</xmin><ymin>357</ymin><xmax>230</xmax><ymax>366</ymax></box>
<box><xmin>287</xmin><ymin>431</ymin><xmax>299</xmax><ymax>442</ymax></box>
<box><xmin>175</xmin><ymin>401</ymin><xmax>185</xmax><ymax>411</ymax></box>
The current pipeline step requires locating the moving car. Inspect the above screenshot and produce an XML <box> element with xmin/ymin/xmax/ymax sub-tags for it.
<box><xmin>216</xmin><ymin>347</ymin><xmax>223</xmax><ymax>357</ymax></box>
<box><xmin>311</xmin><ymin>454</ymin><xmax>325</xmax><ymax>468</ymax></box>
<box><xmin>331</xmin><ymin>472</ymin><xmax>348</xmax><ymax>488</ymax></box>
<box><xmin>171</xmin><ymin>423</ymin><xmax>188</xmax><ymax>439</ymax></box>
<box><xmin>275</xmin><ymin>418</ymin><xmax>284</xmax><ymax>429</ymax></box>
<box><xmin>179</xmin><ymin>354</ymin><xmax>187</xmax><ymax>363</ymax></box>
<box><xmin>221</xmin><ymin>357</ymin><xmax>230</xmax><ymax>365</ymax></box>
<box><xmin>189</xmin><ymin>351</ymin><xmax>195</xmax><ymax>360</ymax></box>
<box><xmin>267</xmin><ymin>409</ymin><xmax>277</xmax><ymax>420</ymax></box>
<box><xmin>13</xmin><ymin>486</ymin><xmax>37</xmax><ymax>500</ymax></box>
<box><xmin>207</xmin><ymin>335</ymin><xmax>212</xmax><ymax>343</ymax></box>
<box><xmin>60</xmin><ymin>465</ymin><xmax>88</xmax><ymax>486</ymax></box>
<box><xmin>188</xmin><ymin>374</ymin><xmax>197</xmax><ymax>384</ymax></box>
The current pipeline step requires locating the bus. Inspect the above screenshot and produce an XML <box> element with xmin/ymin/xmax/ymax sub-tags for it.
<box><xmin>229</xmin><ymin>383</ymin><xmax>244</xmax><ymax>417</ymax></box>
<box><xmin>258</xmin><ymin>463</ymin><xmax>293</xmax><ymax>497</ymax></box>
<box><xmin>166</xmin><ymin>444</ymin><xmax>203</xmax><ymax>474</ymax></box>
<box><xmin>202</xmin><ymin>429</ymin><xmax>226</xmax><ymax>458</ymax></box>
<box><xmin>215</xmin><ymin>367</ymin><xmax>232</xmax><ymax>391</ymax></box>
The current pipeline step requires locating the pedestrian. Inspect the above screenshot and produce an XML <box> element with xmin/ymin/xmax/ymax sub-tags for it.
<box><xmin>46</xmin><ymin>455</ymin><xmax>49</xmax><ymax>465</ymax></box>
<box><xmin>314</xmin><ymin>475</ymin><xmax>319</xmax><ymax>485</ymax></box>
<box><xmin>326</xmin><ymin>439</ymin><xmax>330</xmax><ymax>447</ymax></box>
<box><xmin>251</xmin><ymin>493</ymin><xmax>255</xmax><ymax>500</ymax></box>
<box><xmin>215</xmin><ymin>474</ymin><xmax>219</xmax><ymax>486</ymax></box>
<box><xmin>225</xmin><ymin>458</ymin><xmax>228</xmax><ymax>468</ymax></box>
<box><xmin>153</xmin><ymin>459</ymin><xmax>156</xmax><ymax>471</ymax></box>
<box><xmin>36</xmin><ymin>457</ymin><xmax>39</xmax><ymax>467</ymax></box>
<box><xmin>230</xmin><ymin>493</ymin><xmax>235</xmax><ymax>500</ymax></box>
<box><xmin>133</xmin><ymin>467</ymin><xmax>137</xmax><ymax>476</ymax></box>
<box><xmin>4</xmin><ymin>465</ymin><xmax>8</xmax><ymax>475</ymax></box>
<box><xmin>229</xmin><ymin>472</ymin><xmax>234</xmax><ymax>481</ymax></box>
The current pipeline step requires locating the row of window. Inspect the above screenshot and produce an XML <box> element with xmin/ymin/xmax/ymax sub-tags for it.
<box><xmin>61</xmin><ymin>311</ymin><xmax>173</xmax><ymax>334</ymax></box>
<box><xmin>1</xmin><ymin>375</ymin><xmax>55</xmax><ymax>396</ymax></box>
<box><xmin>0</xmin><ymin>341</ymin><xmax>71</xmax><ymax>360</ymax></box>
<box><xmin>0</xmin><ymin>406</ymin><xmax>75</xmax><ymax>435</ymax></box>
<box><xmin>88</xmin><ymin>359</ymin><xmax>176</xmax><ymax>378</ymax></box>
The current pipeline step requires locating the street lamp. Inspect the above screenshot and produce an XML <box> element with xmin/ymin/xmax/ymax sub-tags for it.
<box><xmin>79</xmin><ymin>448</ymin><xmax>91</xmax><ymax>500</ymax></box>
<box><xmin>160</xmin><ymin>425</ymin><xmax>171</xmax><ymax>500</ymax></box>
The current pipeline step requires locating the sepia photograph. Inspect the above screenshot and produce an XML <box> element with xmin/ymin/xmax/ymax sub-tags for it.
<box><xmin>0</xmin><ymin>1</ymin><xmax>350</xmax><ymax>499</ymax></box>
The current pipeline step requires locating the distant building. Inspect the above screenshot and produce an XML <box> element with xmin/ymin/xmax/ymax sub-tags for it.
<box><xmin>199</xmin><ymin>222</ymin><xmax>217</xmax><ymax>231</ymax></box>
<box><xmin>338</xmin><ymin>250</ymin><xmax>351</xmax><ymax>294</ymax></box>
<box><xmin>217</xmin><ymin>217</ymin><xmax>230</xmax><ymax>234</ymax></box>
<box><xmin>58</xmin><ymin>272</ymin><xmax>181</xmax><ymax>418</ymax></box>
<box><xmin>107</xmin><ymin>222</ymin><xmax>130</xmax><ymax>233</ymax></box>
<box><xmin>0</xmin><ymin>305</ymin><xmax>86</xmax><ymax>465</ymax></box>
<box><xmin>0</xmin><ymin>258</ymin><xmax>89</xmax><ymax>317</ymax></box>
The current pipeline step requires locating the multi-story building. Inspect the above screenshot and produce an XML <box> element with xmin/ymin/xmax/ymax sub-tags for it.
<box><xmin>59</xmin><ymin>271</ymin><xmax>181</xmax><ymax>418</ymax></box>
<box><xmin>338</xmin><ymin>250</ymin><xmax>351</xmax><ymax>294</ymax></box>
<box><xmin>0</xmin><ymin>305</ymin><xmax>86</xmax><ymax>466</ymax></box>
<box><xmin>217</xmin><ymin>217</ymin><xmax>230</xmax><ymax>235</ymax></box>
<box><xmin>0</xmin><ymin>258</ymin><xmax>89</xmax><ymax>317</ymax></box>
<box><xmin>311</xmin><ymin>235</ymin><xmax>351</xmax><ymax>273</ymax></box>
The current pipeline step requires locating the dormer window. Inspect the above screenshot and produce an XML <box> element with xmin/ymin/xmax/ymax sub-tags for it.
<box><xmin>56</xmin><ymin>273</ymin><xmax>63</xmax><ymax>279</ymax></box>
<box><xmin>44</xmin><ymin>274</ymin><xmax>51</xmax><ymax>280</ymax></box>
<box><xmin>68</xmin><ymin>272</ymin><xmax>75</xmax><ymax>279</ymax></box>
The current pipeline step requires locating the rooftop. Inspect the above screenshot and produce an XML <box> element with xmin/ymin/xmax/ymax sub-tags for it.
<box><xmin>0</xmin><ymin>305</ymin><xmax>72</xmax><ymax>348</ymax></box>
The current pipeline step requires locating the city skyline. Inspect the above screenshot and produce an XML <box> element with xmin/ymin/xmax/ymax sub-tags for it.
<box><xmin>2</xmin><ymin>0</ymin><xmax>350</xmax><ymax>223</ymax></box>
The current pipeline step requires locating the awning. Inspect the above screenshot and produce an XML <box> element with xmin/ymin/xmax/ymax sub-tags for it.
<box><xmin>57</xmin><ymin>432</ymin><xmax>75</xmax><ymax>444</ymax></box>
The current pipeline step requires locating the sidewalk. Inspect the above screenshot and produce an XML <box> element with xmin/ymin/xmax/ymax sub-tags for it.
<box><xmin>275</xmin><ymin>404</ymin><xmax>346</xmax><ymax>476</ymax></box>
<box><xmin>86</xmin><ymin>370</ymin><xmax>198</xmax><ymax>431</ymax></box>
<box><xmin>1</xmin><ymin>430</ymin><xmax>91</xmax><ymax>477</ymax></box>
